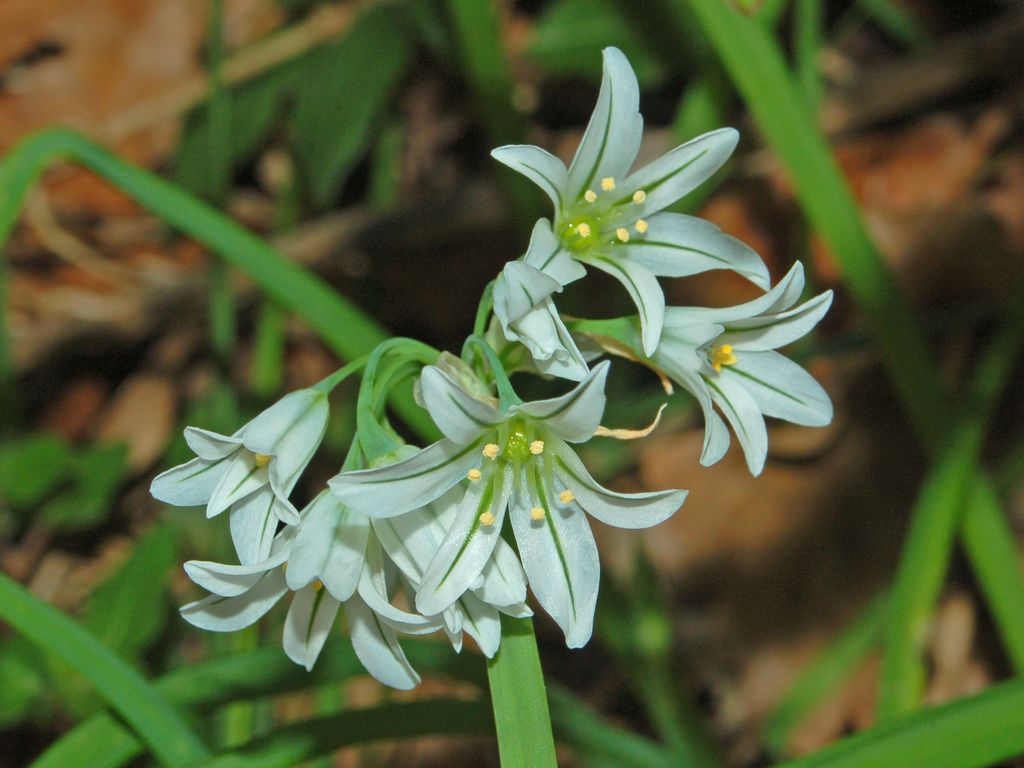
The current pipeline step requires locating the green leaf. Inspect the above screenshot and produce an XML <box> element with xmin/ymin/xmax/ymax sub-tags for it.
<box><xmin>0</xmin><ymin>573</ymin><xmax>209</xmax><ymax>767</ymax></box>
<box><xmin>0</xmin><ymin>433</ymin><xmax>73</xmax><ymax>508</ymax></box>
<box><xmin>529</xmin><ymin>0</ymin><xmax>665</xmax><ymax>86</ymax></box>
<box><xmin>82</xmin><ymin>522</ymin><xmax>177</xmax><ymax>660</ymax></box>
<box><xmin>41</xmin><ymin>444</ymin><xmax>127</xmax><ymax>531</ymax></box>
<box><xmin>290</xmin><ymin>5</ymin><xmax>412</xmax><ymax>209</ymax></box>
<box><xmin>0</xmin><ymin>636</ymin><xmax>49</xmax><ymax>726</ymax></box>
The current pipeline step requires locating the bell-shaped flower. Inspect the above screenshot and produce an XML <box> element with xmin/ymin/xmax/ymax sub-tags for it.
<box><xmin>150</xmin><ymin>389</ymin><xmax>329</xmax><ymax>562</ymax></box>
<box><xmin>649</xmin><ymin>263</ymin><xmax>833</xmax><ymax>476</ymax></box>
<box><xmin>180</xmin><ymin>490</ymin><xmax>441</xmax><ymax>690</ymax></box>
<box><xmin>329</xmin><ymin>360</ymin><xmax>687</xmax><ymax>648</ymax></box>
<box><xmin>493</xmin><ymin>220</ymin><xmax>589</xmax><ymax>381</ymax></box>
<box><xmin>491</xmin><ymin>46</ymin><xmax>769</xmax><ymax>358</ymax></box>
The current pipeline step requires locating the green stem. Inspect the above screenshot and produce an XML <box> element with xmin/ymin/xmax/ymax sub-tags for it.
<box><xmin>487</xmin><ymin>615</ymin><xmax>558</xmax><ymax>768</ymax></box>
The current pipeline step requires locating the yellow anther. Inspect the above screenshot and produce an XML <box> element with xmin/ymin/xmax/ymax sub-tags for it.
<box><xmin>632</xmin><ymin>189</ymin><xmax>647</xmax><ymax>203</ymax></box>
<box><xmin>710</xmin><ymin>344</ymin><xmax>738</xmax><ymax>373</ymax></box>
<box><xmin>467</xmin><ymin>468</ymin><xmax>482</xmax><ymax>481</ymax></box>
<box><xmin>479</xmin><ymin>511</ymin><xmax>496</xmax><ymax>526</ymax></box>
<box><xmin>530</xmin><ymin>506</ymin><xmax>546</xmax><ymax>521</ymax></box>
<box><xmin>529</xmin><ymin>440</ymin><xmax>545</xmax><ymax>455</ymax></box>
<box><xmin>483</xmin><ymin>443</ymin><xmax>500</xmax><ymax>459</ymax></box>
<box><xmin>584</xmin><ymin>189</ymin><xmax>597</xmax><ymax>203</ymax></box>
<box><xmin>615</xmin><ymin>227</ymin><xmax>630</xmax><ymax>243</ymax></box>
<box><xmin>559</xmin><ymin>489</ymin><xmax>575</xmax><ymax>504</ymax></box>
<box><xmin>313</xmin><ymin>579</ymin><xmax>323</xmax><ymax>592</ymax></box>
<box><xmin>576</xmin><ymin>222</ymin><xmax>592</xmax><ymax>238</ymax></box>
<box><xmin>601</xmin><ymin>177</ymin><xmax>616</xmax><ymax>191</ymax></box>
<box><xmin>635</xmin><ymin>219</ymin><xmax>649</xmax><ymax>234</ymax></box>
<box><xmin>253</xmin><ymin>453</ymin><xmax>272</xmax><ymax>467</ymax></box>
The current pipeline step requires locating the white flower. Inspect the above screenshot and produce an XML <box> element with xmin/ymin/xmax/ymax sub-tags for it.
<box><xmin>329</xmin><ymin>360</ymin><xmax>686</xmax><ymax>648</ymax></box>
<box><xmin>650</xmin><ymin>263</ymin><xmax>833</xmax><ymax>476</ymax></box>
<box><xmin>150</xmin><ymin>389</ymin><xmax>328</xmax><ymax>563</ymax></box>
<box><xmin>180</xmin><ymin>491</ymin><xmax>441</xmax><ymax>690</ymax></box>
<box><xmin>491</xmin><ymin>47</ymin><xmax>769</xmax><ymax>358</ymax></box>
<box><xmin>492</xmin><ymin>220</ymin><xmax>589</xmax><ymax>380</ymax></box>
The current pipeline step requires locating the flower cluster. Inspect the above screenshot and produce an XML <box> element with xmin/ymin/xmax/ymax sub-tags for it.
<box><xmin>151</xmin><ymin>46</ymin><xmax>832</xmax><ymax>688</ymax></box>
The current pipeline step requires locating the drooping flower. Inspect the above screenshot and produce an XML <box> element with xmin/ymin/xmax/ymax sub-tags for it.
<box><xmin>648</xmin><ymin>263</ymin><xmax>833</xmax><ymax>476</ymax></box>
<box><xmin>491</xmin><ymin>46</ymin><xmax>769</xmax><ymax>359</ymax></box>
<box><xmin>329</xmin><ymin>360</ymin><xmax>687</xmax><ymax>647</ymax></box>
<box><xmin>180</xmin><ymin>490</ymin><xmax>441</xmax><ymax>689</ymax></box>
<box><xmin>150</xmin><ymin>389</ymin><xmax>328</xmax><ymax>563</ymax></box>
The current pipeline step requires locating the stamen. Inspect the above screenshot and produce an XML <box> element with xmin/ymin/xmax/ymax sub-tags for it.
<box><xmin>615</xmin><ymin>227</ymin><xmax>630</xmax><ymax>243</ymax></box>
<box><xmin>601</xmin><ymin>177</ymin><xmax>616</xmax><ymax>191</ymax></box>
<box><xmin>479</xmin><ymin>511</ymin><xmax>496</xmax><ymax>526</ymax></box>
<box><xmin>710</xmin><ymin>343</ymin><xmax>738</xmax><ymax>373</ymax></box>
<box><xmin>576</xmin><ymin>222</ymin><xmax>592</xmax><ymax>238</ymax></box>
<box><xmin>632</xmin><ymin>189</ymin><xmax>646</xmax><ymax>203</ymax></box>
<box><xmin>467</xmin><ymin>468</ymin><xmax>482</xmax><ymax>481</ymax></box>
<box><xmin>559</xmin><ymin>489</ymin><xmax>575</xmax><ymax>504</ymax></box>
<box><xmin>584</xmin><ymin>189</ymin><xmax>597</xmax><ymax>203</ymax></box>
<box><xmin>253</xmin><ymin>453</ymin><xmax>272</xmax><ymax>467</ymax></box>
<box><xmin>635</xmin><ymin>219</ymin><xmax>648</xmax><ymax>234</ymax></box>
<box><xmin>313</xmin><ymin>579</ymin><xmax>323</xmax><ymax>592</ymax></box>
<box><xmin>530</xmin><ymin>506</ymin><xmax>546</xmax><ymax>521</ymax></box>
<box><xmin>483</xmin><ymin>443</ymin><xmax>500</xmax><ymax>459</ymax></box>
<box><xmin>529</xmin><ymin>440</ymin><xmax>545</xmax><ymax>455</ymax></box>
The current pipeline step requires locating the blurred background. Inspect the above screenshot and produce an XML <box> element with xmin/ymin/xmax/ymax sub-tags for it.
<box><xmin>1</xmin><ymin>0</ymin><xmax>1023</xmax><ymax>765</ymax></box>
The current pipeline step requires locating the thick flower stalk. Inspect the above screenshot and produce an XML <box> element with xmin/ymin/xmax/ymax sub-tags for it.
<box><xmin>492</xmin><ymin>46</ymin><xmax>769</xmax><ymax>361</ymax></box>
<box><xmin>648</xmin><ymin>263</ymin><xmax>833</xmax><ymax>475</ymax></box>
<box><xmin>329</xmin><ymin>360</ymin><xmax>687</xmax><ymax>647</ymax></box>
<box><xmin>150</xmin><ymin>389</ymin><xmax>328</xmax><ymax>563</ymax></box>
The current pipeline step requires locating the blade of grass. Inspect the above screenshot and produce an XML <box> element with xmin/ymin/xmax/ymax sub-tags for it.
<box><xmin>0</xmin><ymin>128</ymin><xmax>436</xmax><ymax>440</ymax></box>
<box><xmin>33</xmin><ymin>639</ymin><xmax>485</xmax><ymax>768</ymax></box>
<box><xmin>199</xmin><ymin>699</ymin><xmax>493</xmax><ymax>768</ymax></box>
<box><xmin>0</xmin><ymin>573</ymin><xmax>209</xmax><ymax>767</ymax></box>
<box><xmin>777</xmin><ymin>678</ymin><xmax>1024</xmax><ymax>768</ymax></box>
<box><xmin>765</xmin><ymin>592</ymin><xmax>888</xmax><ymax>755</ymax></box>
<box><xmin>486</xmin><ymin>615</ymin><xmax>558</xmax><ymax>768</ymax></box>
<box><xmin>683</xmin><ymin>0</ymin><xmax>1024</xmax><ymax>692</ymax></box>
<box><xmin>795</xmin><ymin>0</ymin><xmax>824</xmax><ymax>105</ymax></box>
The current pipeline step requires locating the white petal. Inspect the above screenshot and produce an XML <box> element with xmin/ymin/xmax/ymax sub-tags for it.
<box><xmin>207</xmin><ymin>451</ymin><xmax>268</xmax><ymax>518</ymax></box>
<box><xmin>149</xmin><ymin>455</ymin><xmax>229</xmax><ymax>507</ymax></box>
<box><xmin>511</xmin><ymin>478</ymin><xmax>599</xmax><ymax>648</ymax></box>
<box><xmin>496</xmin><ymin>261</ymin><xmax>562</xmax><ymax>323</ymax></box>
<box><xmin>240</xmin><ymin>390</ymin><xmax>328</xmax><ymax>501</ymax></box>
<box><xmin>416</xmin><ymin>464</ymin><xmax>512</xmax><ymax>616</ymax></box>
<box><xmin>372</xmin><ymin>488</ymin><xmax>459</xmax><ymax>583</ymax></box>
<box><xmin>180</xmin><ymin>569</ymin><xmax>287</xmax><ymax>632</ymax></box>
<box><xmin>474</xmin><ymin>537</ymin><xmax>528</xmax><ymax>608</ymax></box>
<box><xmin>621</xmin><ymin>212</ymin><xmax>769</xmax><ymax>289</ymax></box>
<box><xmin>184</xmin><ymin>548</ymin><xmax>289</xmax><ymax>597</ymax></box>
<box><xmin>286</xmin><ymin>490</ymin><xmax>369</xmax><ymax>601</ymax></box>
<box><xmin>457</xmin><ymin>593</ymin><xmax>502</xmax><ymax>658</ymax></box>
<box><xmin>625</xmin><ymin>127</ymin><xmax>738</xmax><ymax>217</ymax></box>
<box><xmin>514</xmin><ymin>361</ymin><xmax>609</xmax><ymax>442</ymax></box>
<box><xmin>552</xmin><ymin>444</ymin><xmax>686</xmax><ymax>529</ymax></box>
<box><xmin>681</xmin><ymin>263</ymin><xmax>806</xmax><ymax>325</ymax></box>
<box><xmin>345</xmin><ymin>594</ymin><xmax>421</xmax><ymax>690</ymax></box>
<box><xmin>725</xmin><ymin>351</ymin><xmax>833</xmax><ymax>426</ymax></box>
<box><xmin>567</xmin><ymin>47</ymin><xmax>643</xmax><ymax>197</ymax></box>
<box><xmin>500</xmin><ymin>602</ymin><xmax>534</xmax><ymax>618</ymax></box>
<box><xmin>419</xmin><ymin>366</ymin><xmax>503</xmax><ymax>444</ymax></box>
<box><xmin>522</xmin><ymin>219</ymin><xmax>586</xmax><ymax>285</ymax></box>
<box><xmin>506</xmin><ymin>299</ymin><xmax>590</xmax><ymax>381</ymax></box>
<box><xmin>183</xmin><ymin>427</ymin><xmax>241</xmax><ymax>460</ymax></box>
<box><xmin>655</xmin><ymin>353</ymin><xmax>732</xmax><ymax>467</ymax></box>
<box><xmin>229</xmin><ymin>491</ymin><xmax>282</xmax><ymax>565</ymax></box>
<box><xmin>329</xmin><ymin>439</ymin><xmax>480</xmax><ymax>518</ymax></box>
<box><xmin>490</xmin><ymin>145</ymin><xmax>568</xmax><ymax>211</ymax></box>
<box><xmin>580</xmin><ymin>254</ymin><xmax>664</xmax><ymax>356</ymax></box>
<box><xmin>723</xmin><ymin>291</ymin><xmax>833</xmax><ymax>351</ymax></box>
<box><xmin>707</xmin><ymin>374</ymin><xmax>769</xmax><ymax>476</ymax></box>
<box><xmin>356</xmin><ymin>542</ymin><xmax>440</xmax><ymax>635</ymax></box>
<box><xmin>283</xmin><ymin>585</ymin><xmax>341</xmax><ymax>670</ymax></box>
